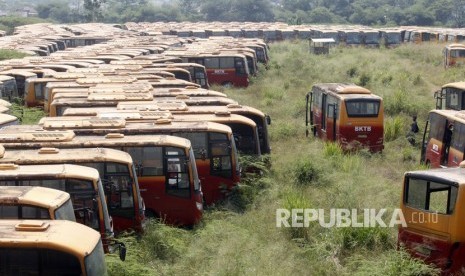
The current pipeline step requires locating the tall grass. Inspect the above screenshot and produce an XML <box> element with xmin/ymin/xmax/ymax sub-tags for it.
<box><xmin>102</xmin><ymin>41</ymin><xmax>448</xmax><ymax>275</ymax></box>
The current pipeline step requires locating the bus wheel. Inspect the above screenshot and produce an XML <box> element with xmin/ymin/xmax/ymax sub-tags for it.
<box><xmin>145</xmin><ymin>209</ymin><xmax>157</xmax><ymax>218</ymax></box>
<box><xmin>222</xmin><ymin>82</ymin><xmax>233</xmax><ymax>88</ymax></box>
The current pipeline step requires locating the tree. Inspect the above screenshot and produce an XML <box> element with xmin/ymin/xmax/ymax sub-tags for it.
<box><xmin>37</xmin><ymin>1</ymin><xmax>74</xmax><ymax>23</ymax></box>
<box><xmin>83</xmin><ymin>0</ymin><xmax>106</xmax><ymax>22</ymax></box>
<box><xmin>450</xmin><ymin>0</ymin><xmax>465</xmax><ymax>27</ymax></box>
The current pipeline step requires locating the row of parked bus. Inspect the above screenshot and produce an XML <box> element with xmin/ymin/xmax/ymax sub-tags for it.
<box><xmin>0</xmin><ymin>24</ymin><xmax>272</xmax><ymax>275</ymax></box>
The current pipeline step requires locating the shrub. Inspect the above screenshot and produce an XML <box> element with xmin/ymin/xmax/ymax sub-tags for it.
<box><xmin>292</xmin><ymin>158</ymin><xmax>322</xmax><ymax>186</ymax></box>
<box><xmin>384</xmin><ymin>116</ymin><xmax>405</xmax><ymax>142</ymax></box>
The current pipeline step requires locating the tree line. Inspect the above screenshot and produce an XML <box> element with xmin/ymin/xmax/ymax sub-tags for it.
<box><xmin>34</xmin><ymin>0</ymin><xmax>465</xmax><ymax>27</ymax></box>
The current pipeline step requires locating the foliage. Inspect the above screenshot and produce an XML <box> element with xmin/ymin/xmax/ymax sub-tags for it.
<box><xmin>0</xmin><ymin>16</ymin><xmax>49</xmax><ymax>34</ymax></box>
<box><xmin>0</xmin><ymin>49</ymin><xmax>28</xmax><ymax>60</ymax></box>
<box><xmin>10</xmin><ymin>103</ymin><xmax>44</xmax><ymax>124</ymax></box>
<box><xmin>83</xmin><ymin>0</ymin><xmax>106</xmax><ymax>22</ymax></box>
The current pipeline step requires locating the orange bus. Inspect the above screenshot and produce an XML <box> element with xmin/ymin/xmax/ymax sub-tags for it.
<box><xmin>0</xmin><ymin>163</ymin><xmax>115</xmax><ymax>252</ymax></box>
<box><xmin>165</xmin><ymin>51</ymin><xmax>250</xmax><ymax>87</ymax></box>
<box><xmin>399</xmin><ymin>165</ymin><xmax>465</xmax><ymax>274</ymax></box>
<box><xmin>35</xmin><ymin>117</ymin><xmax>241</xmax><ymax>205</ymax></box>
<box><xmin>0</xmin><ymin>186</ymin><xmax>75</xmax><ymax>221</ymax></box>
<box><xmin>434</xmin><ymin>82</ymin><xmax>465</xmax><ymax>110</ymax></box>
<box><xmin>306</xmin><ymin>83</ymin><xmax>384</xmax><ymax>152</ymax></box>
<box><xmin>420</xmin><ymin>109</ymin><xmax>465</xmax><ymax>168</ymax></box>
<box><xmin>443</xmin><ymin>44</ymin><xmax>465</xmax><ymax>68</ymax></box>
<box><xmin>0</xmin><ymin>131</ymin><xmax>203</xmax><ymax>226</ymax></box>
<box><xmin>147</xmin><ymin>63</ymin><xmax>210</xmax><ymax>88</ymax></box>
<box><xmin>0</xmin><ymin>146</ymin><xmax>144</xmax><ymax>233</ymax></box>
<box><xmin>0</xmin><ymin>220</ymin><xmax>109</xmax><ymax>275</ymax></box>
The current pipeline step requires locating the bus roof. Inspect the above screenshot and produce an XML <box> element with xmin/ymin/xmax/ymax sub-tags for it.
<box><xmin>0</xmin><ymin>219</ymin><xmax>100</xmax><ymax>257</ymax></box>
<box><xmin>0</xmin><ymin>147</ymin><xmax>133</xmax><ymax>165</ymax></box>
<box><xmin>36</xmin><ymin>117</ymin><xmax>233</xmax><ymax>134</ymax></box>
<box><xmin>0</xmin><ymin>163</ymin><xmax>100</xmax><ymax>184</ymax></box>
<box><xmin>171</xmin><ymin>113</ymin><xmax>257</xmax><ymax>127</ymax></box>
<box><xmin>430</xmin><ymin>109</ymin><xmax>465</xmax><ymax>123</ymax></box>
<box><xmin>445</xmin><ymin>43</ymin><xmax>465</xmax><ymax>50</ymax></box>
<box><xmin>0</xmin><ymin>186</ymin><xmax>70</xmax><ymax>210</ymax></box>
<box><xmin>405</xmin><ymin>166</ymin><xmax>465</xmax><ymax>186</ymax></box>
<box><xmin>0</xmin><ymin>129</ymin><xmax>192</xmax><ymax>150</ymax></box>
<box><xmin>0</xmin><ymin>114</ymin><xmax>18</xmax><ymax>124</ymax></box>
<box><xmin>0</xmin><ymin>69</ymin><xmax>37</xmax><ymax>78</ymax></box>
<box><xmin>312</xmin><ymin>83</ymin><xmax>382</xmax><ymax>100</ymax></box>
<box><xmin>442</xmin><ymin>82</ymin><xmax>465</xmax><ymax>90</ymax></box>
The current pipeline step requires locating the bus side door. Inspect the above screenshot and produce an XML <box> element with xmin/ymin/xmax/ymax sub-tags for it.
<box><xmin>423</xmin><ymin>113</ymin><xmax>447</xmax><ymax>167</ymax></box>
<box><xmin>325</xmin><ymin>97</ymin><xmax>338</xmax><ymax>142</ymax></box>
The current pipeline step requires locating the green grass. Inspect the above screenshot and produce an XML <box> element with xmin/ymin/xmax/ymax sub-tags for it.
<box><xmin>97</xmin><ymin>41</ymin><xmax>451</xmax><ymax>274</ymax></box>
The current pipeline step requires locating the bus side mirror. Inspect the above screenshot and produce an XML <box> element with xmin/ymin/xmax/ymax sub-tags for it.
<box><xmin>119</xmin><ymin>242</ymin><xmax>126</xmax><ymax>261</ymax></box>
<box><xmin>265</xmin><ymin>115</ymin><xmax>271</xmax><ymax>125</ymax></box>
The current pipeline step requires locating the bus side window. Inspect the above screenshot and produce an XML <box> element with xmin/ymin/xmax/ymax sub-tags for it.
<box><xmin>166</xmin><ymin>149</ymin><xmax>190</xmax><ymax>198</ymax></box>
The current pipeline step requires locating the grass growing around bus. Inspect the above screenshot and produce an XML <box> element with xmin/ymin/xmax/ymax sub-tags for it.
<box><xmin>104</xmin><ymin>41</ymin><xmax>459</xmax><ymax>274</ymax></box>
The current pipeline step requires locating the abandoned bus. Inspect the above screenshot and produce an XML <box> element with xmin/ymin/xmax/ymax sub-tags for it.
<box><xmin>0</xmin><ymin>131</ymin><xmax>203</xmax><ymax>226</ymax></box>
<box><xmin>443</xmin><ymin>44</ymin><xmax>465</xmax><ymax>68</ymax></box>
<box><xmin>0</xmin><ymin>75</ymin><xmax>19</xmax><ymax>102</ymax></box>
<box><xmin>420</xmin><ymin>109</ymin><xmax>465</xmax><ymax>168</ymax></box>
<box><xmin>0</xmin><ymin>163</ymin><xmax>115</xmax><ymax>251</ymax></box>
<box><xmin>399</xmin><ymin>165</ymin><xmax>465</xmax><ymax>274</ymax></box>
<box><xmin>435</xmin><ymin>82</ymin><xmax>465</xmax><ymax>110</ymax></box>
<box><xmin>0</xmin><ymin>146</ymin><xmax>143</xmax><ymax>233</ymax></box>
<box><xmin>35</xmin><ymin>117</ymin><xmax>241</xmax><ymax>205</ymax></box>
<box><xmin>0</xmin><ymin>186</ymin><xmax>75</xmax><ymax>221</ymax></box>
<box><xmin>165</xmin><ymin>51</ymin><xmax>250</xmax><ymax>87</ymax></box>
<box><xmin>0</xmin><ymin>69</ymin><xmax>37</xmax><ymax>99</ymax></box>
<box><xmin>0</xmin><ymin>220</ymin><xmax>108</xmax><ymax>276</ymax></box>
<box><xmin>306</xmin><ymin>83</ymin><xmax>384</xmax><ymax>152</ymax></box>
<box><xmin>147</xmin><ymin>63</ymin><xmax>210</xmax><ymax>88</ymax></box>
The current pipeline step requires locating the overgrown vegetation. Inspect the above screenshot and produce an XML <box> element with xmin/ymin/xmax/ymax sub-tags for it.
<box><xmin>28</xmin><ymin>0</ymin><xmax>464</xmax><ymax>26</ymax></box>
<box><xmin>99</xmin><ymin>41</ymin><xmax>452</xmax><ymax>274</ymax></box>
<box><xmin>0</xmin><ymin>16</ymin><xmax>50</xmax><ymax>34</ymax></box>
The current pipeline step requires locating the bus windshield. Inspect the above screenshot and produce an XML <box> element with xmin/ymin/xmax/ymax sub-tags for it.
<box><xmin>54</xmin><ymin>199</ymin><xmax>76</xmax><ymax>221</ymax></box>
<box><xmin>345</xmin><ymin>100</ymin><xmax>380</xmax><ymax>117</ymax></box>
<box><xmin>0</xmin><ymin>248</ymin><xmax>82</xmax><ymax>275</ymax></box>
<box><xmin>0</xmin><ymin>178</ymin><xmax>101</xmax><ymax>230</ymax></box>
<box><xmin>405</xmin><ymin>177</ymin><xmax>458</xmax><ymax>214</ymax></box>
<box><xmin>81</xmin><ymin>162</ymin><xmax>134</xmax><ymax>219</ymax></box>
<box><xmin>0</xmin><ymin>205</ymin><xmax>50</xmax><ymax>219</ymax></box>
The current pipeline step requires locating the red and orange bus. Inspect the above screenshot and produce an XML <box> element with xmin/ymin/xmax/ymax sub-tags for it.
<box><xmin>0</xmin><ymin>130</ymin><xmax>203</xmax><ymax>226</ymax></box>
<box><xmin>0</xmin><ymin>146</ymin><xmax>144</xmax><ymax>233</ymax></box>
<box><xmin>306</xmin><ymin>83</ymin><xmax>384</xmax><ymax>152</ymax></box>
<box><xmin>434</xmin><ymin>82</ymin><xmax>465</xmax><ymax>110</ymax></box>
<box><xmin>399</xmin><ymin>165</ymin><xmax>465</xmax><ymax>274</ymax></box>
<box><xmin>420</xmin><ymin>109</ymin><xmax>465</xmax><ymax>168</ymax></box>
<box><xmin>165</xmin><ymin>51</ymin><xmax>250</xmax><ymax>87</ymax></box>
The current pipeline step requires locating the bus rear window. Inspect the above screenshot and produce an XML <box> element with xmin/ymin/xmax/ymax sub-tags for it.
<box><xmin>405</xmin><ymin>177</ymin><xmax>458</xmax><ymax>214</ymax></box>
<box><xmin>345</xmin><ymin>100</ymin><xmax>380</xmax><ymax>117</ymax></box>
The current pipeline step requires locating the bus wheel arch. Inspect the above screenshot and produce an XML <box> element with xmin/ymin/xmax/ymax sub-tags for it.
<box><xmin>222</xmin><ymin>81</ymin><xmax>233</xmax><ymax>88</ymax></box>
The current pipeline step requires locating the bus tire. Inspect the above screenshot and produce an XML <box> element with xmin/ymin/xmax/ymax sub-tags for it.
<box><xmin>145</xmin><ymin>209</ymin><xmax>157</xmax><ymax>219</ymax></box>
<box><xmin>222</xmin><ymin>81</ymin><xmax>233</xmax><ymax>88</ymax></box>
